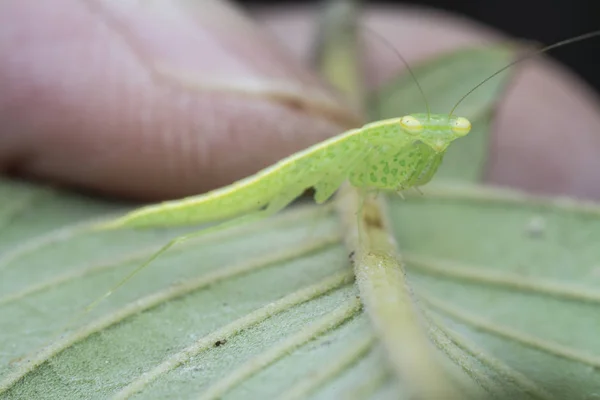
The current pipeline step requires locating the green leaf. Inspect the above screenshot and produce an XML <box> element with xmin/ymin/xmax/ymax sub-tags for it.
<box><xmin>0</xmin><ymin>181</ymin><xmax>365</xmax><ymax>399</ymax></box>
<box><xmin>390</xmin><ymin>184</ymin><xmax>600</xmax><ymax>400</ymax></box>
<box><xmin>4</xmin><ymin>180</ymin><xmax>600</xmax><ymax>399</ymax></box>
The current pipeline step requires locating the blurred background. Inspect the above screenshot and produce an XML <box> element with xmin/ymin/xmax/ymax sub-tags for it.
<box><xmin>240</xmin><ymin>0</ymin><xmax>600</xmax><ymax>95</ymax></box>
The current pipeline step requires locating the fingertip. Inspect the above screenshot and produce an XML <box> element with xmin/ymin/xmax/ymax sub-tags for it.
<box><xmin>0</xmin><ymin>0</ymin><xmax>357</xmax><ymax>201</ymax></box>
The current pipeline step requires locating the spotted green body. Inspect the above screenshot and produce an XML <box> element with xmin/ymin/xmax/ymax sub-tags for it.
<box><xmin>99</xmin><ymin>113</ymin><xmax>471</xmax><ymax>230</ymax></box>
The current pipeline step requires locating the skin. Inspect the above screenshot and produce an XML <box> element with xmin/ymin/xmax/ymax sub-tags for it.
<box><xmin>1</xmin><ymin>0</ymin><xmax>600</xmax><ymax>202</ymax></box>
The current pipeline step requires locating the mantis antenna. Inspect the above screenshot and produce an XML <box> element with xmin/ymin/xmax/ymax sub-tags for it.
<box><xmin>359</xmin><ymin>23</ymin><xmax>432</xmax><ymax>119</ymax></box>
<box><xmin>449</xmin><ymin>30</ymin><xmax>600</xmax><ymax>117</ymax></box>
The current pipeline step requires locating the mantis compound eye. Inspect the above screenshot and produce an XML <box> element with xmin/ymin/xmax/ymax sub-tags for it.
<box><xmin>450</xmin><ymin>117</ymin><xmax>472</xmax><ymax>135</ymax></box>
<box><xmin>400</xmin><ymin>115</ymin><xmax>424</xmax><ymax>134</ymax></box>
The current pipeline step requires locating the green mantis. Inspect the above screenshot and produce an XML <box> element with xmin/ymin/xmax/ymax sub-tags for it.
<box><xmin>85</xmin><ymin>29</ymin><xmax>600</xmax><ymax>313</ymax></box>
<box><xmin>98</xmin><ymin>113</ymin><xmax>471</xmax><ymax>230</ymax></box>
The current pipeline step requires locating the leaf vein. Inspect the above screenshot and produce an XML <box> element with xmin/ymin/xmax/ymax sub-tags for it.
<box><xmin>0</xmin><ymin>234</ymin><xmax>341</xmax><ymax>395</ymax></box>
<box><xmin>420</xmin><ymin>291</ymin><xmax>600</xmax><ymax>368</ymax></box>
<box><xmin>405</xmin><ymin>253</ymin><xmax>600</xmax><ymax>304</ymax></box>
<box><xmin>197</xmin><ymin>297</ymin><xmax>362</xmax><ymax>400</ymax></box>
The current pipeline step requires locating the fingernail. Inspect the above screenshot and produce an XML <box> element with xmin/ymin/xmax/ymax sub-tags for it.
<box><xmin>95</xmin><ymin>0</ymin><xmax>360</xmax><ymax>127</ymax></box>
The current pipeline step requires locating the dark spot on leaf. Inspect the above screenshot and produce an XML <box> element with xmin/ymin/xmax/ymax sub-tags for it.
<box><xmin>214</xmin><ymin>339</ymin><xmax>227</xmax><ymax>347</ymax></box>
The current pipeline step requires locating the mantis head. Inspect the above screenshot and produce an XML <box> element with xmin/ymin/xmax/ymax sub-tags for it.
<box><xmin>399</xmin><ymin>113</ymin><xmax>472</xmax><ymax>153</ymax></box>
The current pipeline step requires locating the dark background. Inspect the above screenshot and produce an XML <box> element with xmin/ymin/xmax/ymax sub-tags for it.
<box><xmin>239</xmin><ymin>0</ymin><xmax>600</xmax><ymax>95</ymax></box>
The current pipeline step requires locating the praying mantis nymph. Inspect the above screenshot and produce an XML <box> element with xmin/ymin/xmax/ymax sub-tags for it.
<box><xmin>84</xmin><ymin>29</ymin><xmax>599</xmax><ymax>311</ymax></box>
<box><xmin>99</xmin><ymin>112</ymin><xmax>472</xmax><ymax>230</ymax></box>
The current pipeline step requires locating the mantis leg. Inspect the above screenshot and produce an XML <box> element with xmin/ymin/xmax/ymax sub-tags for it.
<box><xmin>313</xmin><ymin>146</ymin><xmax>372</xmax><ymax>205</ymax></box>
<box><xmin>76</xmin><ymin>190</ymin><xmax>304</xmax><ymax>319</ymax></box>
<box><xmin>305</xmin><ymin>148</ymin><xmax>368</xmax><ymax>240</ymax></box>
<box><xmin>395</xmin><ymin>148</ymin><xmax>428</xmax><ymax>198</ymax></box>
<box><xmin>313</xmin><ymin>167</ymin><xmax>356</xmax><ymax>205</ymax></box>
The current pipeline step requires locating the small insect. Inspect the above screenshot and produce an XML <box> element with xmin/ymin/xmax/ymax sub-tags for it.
<box><xmin>99</xmin><ymin>113</ymin><xmax>472</xmax><ymax>231</ymax></box>
<box><xmin>85</xmin><ymin>29</ymin><xmax>599</xmax><ymax>313</ymax></box>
